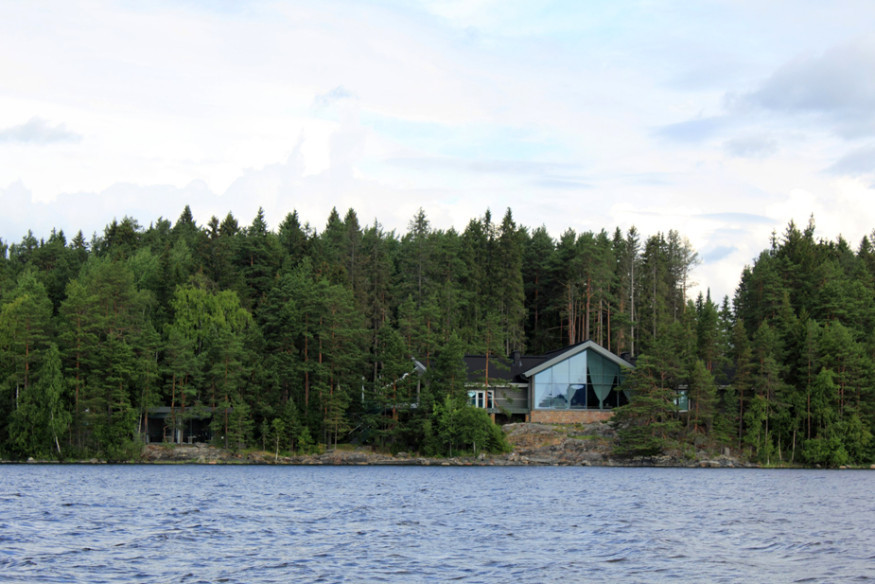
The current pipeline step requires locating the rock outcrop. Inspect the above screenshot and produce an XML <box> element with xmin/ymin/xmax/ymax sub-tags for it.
<box><xmin>142</xmin><ymin>443</ymin><xmax>234</xmax><ymax>463</ymax></box>
<box><xmin>502</xmin><ymin>422</ymin><xmax>615</xmax><ymax>465</ymax></box>
<box><xmin>139</xmin><ymin>422</ymin><xmax>747</xmax><ymax>467</ymax></box>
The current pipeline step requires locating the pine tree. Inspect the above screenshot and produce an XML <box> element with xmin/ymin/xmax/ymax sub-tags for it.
<box><xmin>523</xmin><ymin>225</ymin><xmax>556</xmax><ymax>354</ymax></box>
<box><xmin>65</xmin><ymin>257</ymin><xmax>151</xmax><ymax>456</ymax></box>
<box><xmin>0</xmin><ymin>269</ymin><xmax>53</xmax><ymax>448</ymax></box>
<box><xmin>58</xmin><ymin>277</ymin><xmax>100</xmax><ymax>449</ymax></box>
<box><xmin>8</xmin><ymin>343</ymin><xmax>71</xmax><ymax>459</ymax></box>
<box><xmin>0</xmin><ymin>270</ymin><xmax>52</xmax><ymax>391</ymax></box>
<box><xmin>688</xmin><ymin>359</ymin><xmax>717</xmax><ymax>434</ymax></box>
<box><xmin>237</xmin><ymin>207</ymin><xmax>282</xmax><ymax>309</ymax></box>
<box><xmin>612</xmin><ymin>352</ymin><xmax>682</xmax><ymax>457</ymax></box>
<box><xmin>277</xmin><ymin>210</ymin><xmax>311</xmax><ymax>266</ymax></box>
<box><xmin>747</xmin><ymin>322</ymin><xmax>787</xmax><ymax>463</ymax></box>
<box><xmin>223</xmin><ymin>397</ymin><xmax>253</xmax><ymax>452</ymax></box>
<box><xmin>695</xmin><ymin>291</ymin><xmax>720</xmax><ymax>372</ymax></box>
<box><xmin>494</xmin><ymin>208</ymin><xmax>526</xmax><ymax>354</ymax></box>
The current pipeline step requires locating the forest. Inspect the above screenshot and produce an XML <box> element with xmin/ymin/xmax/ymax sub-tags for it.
<box><xmin>0</xmin><ymin>206</ymin><xmax>873</xmax><ymax>465</ymax></box>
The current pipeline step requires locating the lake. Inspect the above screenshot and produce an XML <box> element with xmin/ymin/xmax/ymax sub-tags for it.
<box><xmin>1</xmin><ymin>465</ymin><xmax>873</xmax><ymax>583</ymax></box>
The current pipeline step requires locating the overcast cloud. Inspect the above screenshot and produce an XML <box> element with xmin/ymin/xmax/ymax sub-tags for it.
<box><xmin>2</xmin><ymin>0</ymin><xmax>875</xmax><ymax>302</ymax></box>
<box><xmin>0</xmin><ymin>117</ymin><xmax>82</xmax><ymax>144</ymax></box>
<box><xmin>747</xmin><ymin>36</ymin><xmax>875</xmax><ymax>138</ymax></box>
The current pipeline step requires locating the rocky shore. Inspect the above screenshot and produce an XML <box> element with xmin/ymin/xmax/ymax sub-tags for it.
<box><xmin>139</xmin><ymin>422</ymin><xmax>750</xmax><ymax>468</ymax></box>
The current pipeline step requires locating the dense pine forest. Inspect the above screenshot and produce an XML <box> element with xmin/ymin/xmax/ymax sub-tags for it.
<box><xmin>1</xmin><ymin>206</ymin><xmax>873</xmax><ymax>465</ymax></box>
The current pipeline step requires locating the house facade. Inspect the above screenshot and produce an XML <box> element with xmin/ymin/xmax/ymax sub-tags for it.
<box><xmin>141</xmin><ymin>406</ymin><xmax>218</xmax><ymax>444</ymax></box>
<box><xmin>464</xmin><ymin>340</ymin><xmax>634</xmax><ymax>424</ymax></box>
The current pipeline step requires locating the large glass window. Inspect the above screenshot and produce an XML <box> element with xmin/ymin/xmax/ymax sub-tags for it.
<box><xmin>534</xmin><ymin>351</ymin><xmax>586</xmax><ymax>409</ymax></box>
<box><xmin>533</xmin><ymin>350</ymin><xmax>625</xmax><ymax>410</ymax></box>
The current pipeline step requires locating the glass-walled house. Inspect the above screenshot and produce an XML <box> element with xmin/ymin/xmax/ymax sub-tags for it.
<box><xmin>524</xmin><ymin>341</ymin><xmax>632</xmax><ymax>423</ymax></box>
<box><xmin>529</xmin><ymin>343</ymin><xmax>630</xmax><ymax>411</ymax></box>
<box><xmin>462</xmin><ymin>340</ymin><xmax>634</xmax><ymax>424</ymax></box>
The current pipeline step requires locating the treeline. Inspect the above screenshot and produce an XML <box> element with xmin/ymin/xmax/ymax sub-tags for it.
<box><xmin>0</xmin><ymin>205</ymin><xmax>695</xmax><ymax>460</ymax></box>
<box><xmin>618</xmin><ymin>219</ymin><xmax>875</xmax><ymax>466</ymax></box>
<box><xmin>1</xmin><ymin>206</ymin><xmax>872</xmax><ymax>465</ymax></box>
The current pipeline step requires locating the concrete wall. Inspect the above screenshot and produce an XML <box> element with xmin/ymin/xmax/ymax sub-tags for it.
<box><xmin>530</xmin><ymin>410</ymin><xmax>614</xmax><ymax>424</ymax></box>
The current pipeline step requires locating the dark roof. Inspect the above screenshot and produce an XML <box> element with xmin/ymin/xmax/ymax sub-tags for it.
<box><xmin>463</xmin><ymin>340</ymin><xmax>633</xmax><ymax>385</ymax></box>
<box><xmin>463</xmin><ymin>352</ymin><xmax>546</xmax><ymax>384</ymax></box>
<box><xmin>523</xmin><ymin>340</ymin><xmax>634</xmax><ymax>378</ymax></box>
<box><xmin>145</xmin><ymin>406</ymin><xmax>219</xmax><ymax>419</ymax></box>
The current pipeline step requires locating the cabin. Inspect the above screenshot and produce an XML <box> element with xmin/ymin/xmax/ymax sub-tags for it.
<box><xmin>141</xmin><ymin>406</ymin><xmax>218</xmax><ymax>444</ymax></box>
<box><xmin>464</xmin><ymin>340</ymin><xmax>634</xmax><ymax>424</ymax></box>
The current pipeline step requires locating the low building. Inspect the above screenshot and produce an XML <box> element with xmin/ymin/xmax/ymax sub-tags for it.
<box><xmin>464</xmin><ymin>340</ymin><xmax>634</xmax><ymax>424</ymax></box>
<box><xmin>141</xmin><ymin>406</ymin><xmax>218</xmax><ymax>444</ymax></box>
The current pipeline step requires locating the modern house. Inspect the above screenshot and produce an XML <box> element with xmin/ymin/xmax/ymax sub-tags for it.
<box><xmin>464</xmin><ymin>340</ymin><xmax>634</xmax><ymax>424</ymax></box>
<box><xmin>140</xmin><ymin>341</ymin><xmax>638</xmax><ymax>445</ymax></box>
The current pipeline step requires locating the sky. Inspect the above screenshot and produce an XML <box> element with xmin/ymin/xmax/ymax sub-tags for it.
<box><xmin>2</xmin><ymin>0</ymin><xmax>875</xmax><ymax>302</ymax></box>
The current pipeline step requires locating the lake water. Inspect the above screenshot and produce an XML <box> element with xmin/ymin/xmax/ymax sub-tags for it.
<box><xmin>1</xmin><ymin>465</ymin><xmax>873</xmax><ymax>583</ymax></box>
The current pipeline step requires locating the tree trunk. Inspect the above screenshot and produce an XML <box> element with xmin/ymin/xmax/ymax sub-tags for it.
<box><xmin>170</xmin><ymin>373</ymin><xmax>177</xmax><ymax>443</ymax></box>
<box><xmin>584</xmin><ymin>276</ymin><xmax>591</xmax><ymax>341</ymax></box>
<box><xmin>566</xmin><ymin>284</ymin><xmax>575</xmax><ymax>346</ymax></box>
<box><xmin>304</xmin><ymin>334</ymin><xmax>310</xmax><ymax>407</ymax></box>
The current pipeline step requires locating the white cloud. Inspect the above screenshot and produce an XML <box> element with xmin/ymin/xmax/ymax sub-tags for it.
<box><xmin>747</xmin><ymin>36</ymin><xmax>875</xmax><ymax>138</ymax></box>
<box><xmin>723</xmin><ymin>135</ymin><xmax>778</xmax><ymax>159</ymax></box>
<box><xmin>2</xmin><ymin>0</ymin><xmax>875</xmax><ymax>307</ymax></box>
<box><xmin>827</xmin><ymin>143</ymin><xmax>875</xmax><ymax>177</ymax></box>
<box><xmin>0</xmin><ymin>117</ymin><xmax>81</xmax><ymax>144</ymax></box>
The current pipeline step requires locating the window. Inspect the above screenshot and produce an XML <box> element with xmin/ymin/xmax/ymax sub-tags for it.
<box><xmin>532</xmin><ymin>349</ymin><xmax>626</xmax><ymax>410</ymax></box>
<box><xmin>674</xmin><ymin>390</ymin><xmax>689</xmax><ymax>412</ymax></box>
<box><xmin>468</xmin><ymin>389</ymin><xmax>494</xmax><ymax>409</ymax></box>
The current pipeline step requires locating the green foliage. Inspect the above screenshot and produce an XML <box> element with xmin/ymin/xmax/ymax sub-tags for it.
<box><xmin>269</xmin><ymin>417</ymin><xmax>286</xmax><ymax>459</ymax></box>
<box><xmin>297</xmin><ymin>426</ymin><xmax>316</xmax><ymax>454</ymax></box>
<box><xmin>743</xmin><ymin>394</ymin><xmax>773</xmax><ymax>463</ymax></box>
<box><xmin>7</xmin><ymin>343</ymin><xmax>70</xmax><ymax>459</ymax></box>
<box><xmin>687</xmin><ymin>359</ymin><xmax>717</xmax><ymax>434</ymax></box>
<box><xmin>426</xmin><ymin>395</ymin><xmax>511</xmax><ymax>457</ymax></box>
<box><xmin>612</xmin><ymin>354</ymin><xmax>682</xmax><ymax>457</ymax></box>
<box><xmin>802</xmin><ymin>431</ymin><xmax>849</xmax><ymax>467</ymax></box>
<box><xmin>0</xmin><ymin>269</ymin><xmax>53</xmax><ymax>404</ymax></box>
<box><xmin>224</xmin><ymin>398</ymin><xmax>254</xmax><ymax>452</ymax></box>
<box><xmin>729</xmin><ymin>219</ymin><xmax>875</xmax><ymax>464</ymax></box>
<box><xmin>2</xmin><ymin>207</ymin><xmax>875</xmax><ymax>466</ymax></box>
<box><xmin>426</xmin><ymin>332</ymin><xmax>467</xmax><ymax>401</ymax></box>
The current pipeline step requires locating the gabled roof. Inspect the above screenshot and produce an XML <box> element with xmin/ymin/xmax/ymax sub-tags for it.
<box><xmin>522</xmin><ymin>340</ymin><xmax>634</xmax><ymax>379</ymax></box>
<box><xmin>462</xmin><ymin>340</ymin><xmax>633</xmax><ymax>384</ymax></box>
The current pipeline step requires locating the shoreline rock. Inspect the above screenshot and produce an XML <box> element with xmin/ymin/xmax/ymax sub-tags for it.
<box><xmin>0</xmin><ymin>423</ymin><xmax>757</xmax><ymax>467</ymax></box>
<box><xmin>130</xmin><ymin>422</ymin><xmax>752</xmax><ymax>468</ymax></box>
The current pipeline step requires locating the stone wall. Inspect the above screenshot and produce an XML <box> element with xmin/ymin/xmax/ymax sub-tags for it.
<box><xmin>530</xmin><ymin>410</ymin><xmax>614</xmax><ymax>424</ymax></box>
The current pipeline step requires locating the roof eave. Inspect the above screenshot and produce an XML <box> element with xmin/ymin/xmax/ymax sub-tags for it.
<box><xmin>522</xmin><ymin>340</ymin><xmax>634</xmax><ymax>378</ymax></box>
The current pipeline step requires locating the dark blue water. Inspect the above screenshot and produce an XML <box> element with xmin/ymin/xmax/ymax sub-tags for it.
<box><xmin>1</xmin><ymin>465</ymin><xmax>873</xmax><ymax>583</ymax></box>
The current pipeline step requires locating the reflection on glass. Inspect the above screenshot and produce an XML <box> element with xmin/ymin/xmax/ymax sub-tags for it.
<box><xmin>468</xmin><ymin>390</ymin><xmax>494</xmax><ymax>409</ymax></box>
<box><xmin>569</xmin><ymin>384</ymin><xmax>587</xmax><ymax>408</ymax></box>
<box><xmin>532</xmin><ymin>349</ymin><xmax>626</xmax><ymax>410</ymax></box>
<box><xmin>537</xmin><ymin>384</ymin><xmax>569</xmax><ymax>408</ymax></box>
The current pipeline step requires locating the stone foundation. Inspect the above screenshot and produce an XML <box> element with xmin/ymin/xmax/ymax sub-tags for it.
<box><xmin>529</xmin><ymin>410</ymin><xmax>614</xmax><ymax>424</ymax></box>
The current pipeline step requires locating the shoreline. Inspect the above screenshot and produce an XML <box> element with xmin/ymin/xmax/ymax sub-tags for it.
<box><xmin>5</xmin><ymin>453</ymin><xmax>872</xmax><ymax>469</ymax></box>
<box><xmin>0</xmin><ymin>445</ymin><xmax>769</xmax><ymax>469</ymax></box>
<box><xmin>6</xmin><ymin>423</ymin><xmax>870</xmax><ymax>469</ymax></box>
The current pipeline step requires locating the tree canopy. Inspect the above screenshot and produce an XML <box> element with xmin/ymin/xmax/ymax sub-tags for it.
<box><xmin>1</xmin><ymin>209</ymin><xmax>873</xmax><ymax>465</ymax></box>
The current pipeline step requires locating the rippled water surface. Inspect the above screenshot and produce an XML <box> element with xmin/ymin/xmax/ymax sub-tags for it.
<box><xmin>1</xmin><ymin>465</ymin><xmax>874</xmax><ymax>583</ymax></box>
